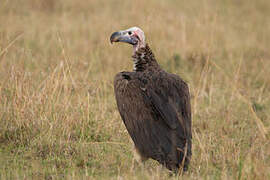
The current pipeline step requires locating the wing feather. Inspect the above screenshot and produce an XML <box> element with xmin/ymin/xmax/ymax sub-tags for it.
<box><xmin>144</xmin><ymin>88</ymin><xmax>180</xmax><ymax>130</ymax></box>
<box><xmin>114</xmin><ymin>71</ymin><xmax>191</xmax><ymax>171</ymax></box>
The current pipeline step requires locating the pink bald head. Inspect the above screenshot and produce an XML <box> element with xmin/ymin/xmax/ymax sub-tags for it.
<box><xmin>127</xmin><ymin>27</ymin><xmax>145</xmax><ymax>49</ymax></box>
<box><xmin>110</xmin><ymin>27</ymin><xmax>146</xmax><ymax>53</ymax></box>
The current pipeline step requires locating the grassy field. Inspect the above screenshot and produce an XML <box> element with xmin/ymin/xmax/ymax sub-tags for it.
<box><xmin>0</xmin><ymin>0</ymin><xmax>270</xmax><ymax>179</ymax></box>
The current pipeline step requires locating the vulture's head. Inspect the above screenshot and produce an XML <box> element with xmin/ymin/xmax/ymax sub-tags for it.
<box><xmin>110</xmin><ymin>27</ymin><xmax>146</xmax><ymax>52</ymax></box>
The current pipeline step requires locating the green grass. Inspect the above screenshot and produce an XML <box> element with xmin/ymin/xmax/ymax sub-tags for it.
<box><xmin>0</xmin><ymin>0</ymin><xmax>270</xmax><ymax>179</ymax></box>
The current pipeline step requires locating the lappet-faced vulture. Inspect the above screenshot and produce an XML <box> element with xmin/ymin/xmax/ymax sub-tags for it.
<box><xmin>110</xmin><ymin>27</ymin><xmax>192</xmax><ymax>172</ymax></box>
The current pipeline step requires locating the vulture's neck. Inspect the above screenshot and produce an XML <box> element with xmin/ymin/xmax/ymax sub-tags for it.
<box><xmin>132</xmin><ymin>44</ymin><xmax>160</xmax><ymax>72</ymax></box>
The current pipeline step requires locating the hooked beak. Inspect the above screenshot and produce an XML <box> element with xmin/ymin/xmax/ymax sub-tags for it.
<box><xmin>110</xmin><ymin>31</ymin><xmax>138</xmax><ymax>45</ymax></box>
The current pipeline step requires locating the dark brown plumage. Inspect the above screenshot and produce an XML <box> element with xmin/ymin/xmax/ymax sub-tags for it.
<box><xmin>111</xmin><ymin>27</ymin><xmax>192</xmax><ymax>172</ymax></box>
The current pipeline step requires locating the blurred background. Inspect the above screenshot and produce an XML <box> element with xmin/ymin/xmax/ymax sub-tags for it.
<box><xmin>0</xmin><ymin>0</ymin><xmax>269</xmax><ymax>179</ymax></box>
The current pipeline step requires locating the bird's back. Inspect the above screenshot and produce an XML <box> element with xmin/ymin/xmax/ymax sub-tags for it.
<box><xmin>114</xmin><ymin>69</ymin><xmax>192</xmax><ymax>171</ymax></box>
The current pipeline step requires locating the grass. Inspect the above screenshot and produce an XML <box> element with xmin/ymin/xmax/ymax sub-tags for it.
<box><xmin>0</xmin><ymin>0</ymin><xmax>270</xmax><ymax>179</ymax></box>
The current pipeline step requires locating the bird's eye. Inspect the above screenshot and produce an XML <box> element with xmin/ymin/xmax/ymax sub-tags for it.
<box><xmin>128</xmin><ymin>31</ymin><xmax>132</xmax><ymax>35</ymax></box>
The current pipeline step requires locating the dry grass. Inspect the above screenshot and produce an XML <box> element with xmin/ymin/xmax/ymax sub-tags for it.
<box><xmin>0</xmin><ymin>0</ymin><xmax>269</xmax><ymax>179</ymax></box>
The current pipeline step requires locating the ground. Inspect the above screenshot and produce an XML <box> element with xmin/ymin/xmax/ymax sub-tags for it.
<box><xmin>0</xmin><ymin>0</ymin><xmax>269</xmax><ymax>179</ymax></box>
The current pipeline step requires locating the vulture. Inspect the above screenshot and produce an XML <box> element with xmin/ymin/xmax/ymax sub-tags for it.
<box><xmin>110</xmin><ymin>27</ymin><xmax>192</xmax><ymax>172</ymax></box>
